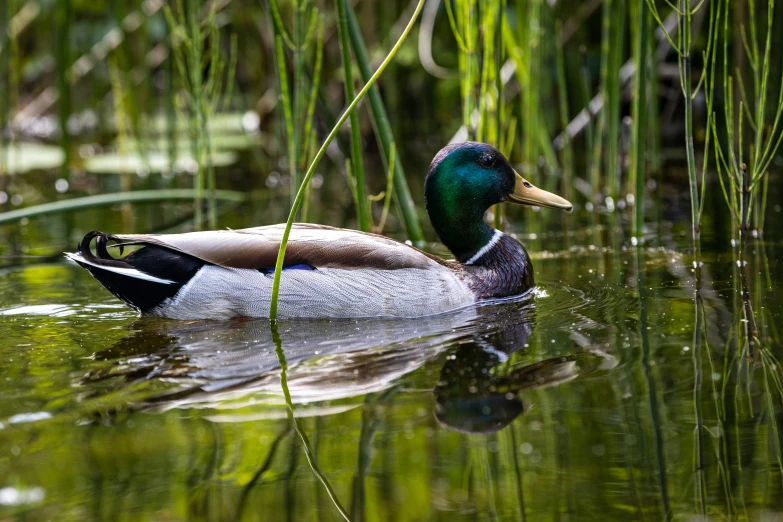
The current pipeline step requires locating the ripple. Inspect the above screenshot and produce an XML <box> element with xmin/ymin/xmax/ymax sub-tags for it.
<box><xmin>0</xmin><ymin>304</ymin><xmax>76</xmax><ymax>317</ymax></box>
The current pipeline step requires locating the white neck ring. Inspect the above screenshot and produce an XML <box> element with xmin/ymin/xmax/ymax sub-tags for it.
<box><xmin>464</xmin><ymin>230</ymin><xmax>503</xmax><ymax>265</ymax></box>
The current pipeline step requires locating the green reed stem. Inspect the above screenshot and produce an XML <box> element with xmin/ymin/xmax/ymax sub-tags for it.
<box><xmin>525</xmin><ymin>0</ymin><xmax>542</xmax><ymax>177</ymax></box>
<box><xmin>336</xmin><ymin>0</ymin><xmax>369</xmax><ymax>232</ymax></box>
<box><xmin>56</xmin><ymin>0</ymin><xmax>72</xmax><ymax>181</ymax></box>
<box><xmin>631</xmin><ymin>0</ymin><xmax>650</xmax><ymax>237</ymax></box>
<box><xmin>0</xmin><ymin>0</ymin><xmax>12</xmax><ymax>179</ymax></box>
<box><xmin>590</xmin><ymin>0</ymin><xmax>612</xmax><ymax>197</ymax></box>
<box><xmin>273</xmin><ymin>33</ymin><xmax>297</xmax><ymax>209</ymax></box>
<box><xmin>301</xmin><ymin>23</ymin><xmax>324</xmax><ymax>165</ymax></box>
<box><xmin>292</xmin><ymin>0</ymin><xmax>305</xmax><ymax>194</ymax></box>
<box><xmin>269</xmin><ymin>0</ymin><xmax>426</xmax><ymax>320</ymax></box>
<box><xmin>555</xmin><ymin>20</ymin><xmax>573</xmax><ymax>202</ymax></box>
<box><xmin>376</xmin><ymin>143</ymin><xmax>396</xmax><ymax>234</ymax></box>
<box><xmin>345</xmin><ymin>2</ymin><xmax>423</xmax><ymax>243</ymax></box>
<box><xmin>606</xmin><ymin>0</ymin><xmax>625</xmax><ymax>199</ymax></box>
<box><xmin>186</xmin><ymin>0</ymin><xmax>206</xmax><ymax>229</ymax></box>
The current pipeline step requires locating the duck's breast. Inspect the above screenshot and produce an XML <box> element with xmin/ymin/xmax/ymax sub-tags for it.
<box><xmin>152</xmin><ymin>264</ymin><xmax>476</xmax><ymax>319</ymax></box>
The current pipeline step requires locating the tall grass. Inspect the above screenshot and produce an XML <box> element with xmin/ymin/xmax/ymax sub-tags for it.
<box><xmin>336</xmin><ymin>0</ymin><xmax>370</xmax><ymax>231</ymax></box>
<box><xmin>165</xmin><ymin>0</ymin><xmax>237</xmax><ymax>230</ymax></box>
<box><xmin>445</xmin><ymin>0</ymin><xmax>511</xmax><ymax>227</ymax></box>
<box><xmin>630</xmin><ymin>0</ymin><xmax>651</xmax><ymax>237</ymax></box>
<box><xmin>0</xmin><ymin>0</ymin><xmax>12</xmax><ymax>180</ymax></box>
<box><xmin>590</xmin><ymin>0</ymin><xmax>625</xmax><ymax>200</ymax></box>
<box><xmin>269</xmin><ymin>0</ymin><xmax>323</xmax><ymax>211</ymax></box>
<box><xmin>712</xmin><ymin>0</ymin><xmax>783</xmax><ymax>235</ymax></box>
<box><xmin>268</xmin><ymin>0</ymin><xmax>427</xmax><ymax>320</ymax></box>
<box><xmin>345</xmin><ymin>3</ymin><xmax>424</xmax><ymax>242</ymax></box>
<box><xmin>646</xmin><ymin>0</ymin><xmax>720</xmax><ymax>261</ymax></box>
<box><xmin>56</xmin><ymin>0</ymin><xmax>72</xmax><ymax>182</ymax></box>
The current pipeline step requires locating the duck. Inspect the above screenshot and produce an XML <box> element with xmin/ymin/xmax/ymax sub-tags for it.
<box><xmin>66</xmin><ymin>142</ymin><xmax>572</xmax><ymax>319</ymax></box>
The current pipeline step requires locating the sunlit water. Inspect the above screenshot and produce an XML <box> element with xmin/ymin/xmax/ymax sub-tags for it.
<box><xmin>1</xmin><ymin>198</ymin><xmax>782</xmax><ymax>520</ymax></box>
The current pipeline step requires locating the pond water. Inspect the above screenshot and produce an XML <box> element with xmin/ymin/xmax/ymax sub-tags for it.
<box><xmin>0</xmin><ymin>169</ymin><xmax>782</xmax><ymax>520</ymax></box>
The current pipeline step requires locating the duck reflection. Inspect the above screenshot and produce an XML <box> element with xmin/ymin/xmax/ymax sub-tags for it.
<box><xmin>88</xmin><ymin>296</ymin><xmax>613</xmax><ymax>432</ymax></box>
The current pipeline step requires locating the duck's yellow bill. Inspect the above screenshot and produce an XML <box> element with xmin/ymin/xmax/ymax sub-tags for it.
<box><xmin>507</xmin><ymin>171</ymin><xmax>573</xmax><ymax>212</ymax></box>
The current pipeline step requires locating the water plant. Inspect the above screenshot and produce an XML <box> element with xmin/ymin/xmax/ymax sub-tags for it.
<box><xmin>165</xmin><ymin>0</ymin><xmax>237</xmax><ymax>230</ymax></box>
<box><xmin>335</xmin><ymin>0</ymin><xmax>369</xmax><ymax>231</ymax></box>
<box><xmin>590</xmin><ymin>0</ymin><xmax>625</xmax><ymax>200</ymax></box>
<box><xmin>711</xmin><ymin>0</ymin><xmax>783</xmax><ymax>236</ymax></box>
<box><xmin>645</xmin><ymin>0</ymin><xmax>721</xmax><ymax>260</ymax></box>
<box><xmin>630</xmin><ymin>0</ymin><xmax>651</xmax><ymax>236</ymax></box>
<box><xmin>344</xmin><ymin>2</ymin><xmax>423</xmax><ymax>242</ymax></box>
<box><xmin>269</xmin><ymin>0</ymin><xmax>324</xmax><ymax>213</ymax></box>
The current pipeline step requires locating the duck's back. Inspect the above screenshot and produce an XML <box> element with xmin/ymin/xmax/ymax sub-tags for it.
<box><xmin>67</xmin><ymin>224</ymin><xmax>476</xmax><ymax>319</ymax></box>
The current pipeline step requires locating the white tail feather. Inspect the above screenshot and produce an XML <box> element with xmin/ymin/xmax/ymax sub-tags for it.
<box><xmin>65</xmin><ymin>252</ymin><xmax>176</xmax><ymax>285</ymax></box>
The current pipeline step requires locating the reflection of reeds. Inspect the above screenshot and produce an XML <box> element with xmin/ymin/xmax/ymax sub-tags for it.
<box><xmin>271</xmin><ymin>323</ymin><xmax>351</xmax><ymax>521</ymax></box>
<box><xmin>635</xmin><ymin>246</ymin><xmax>672</xmax><ymax>518</ymax></box>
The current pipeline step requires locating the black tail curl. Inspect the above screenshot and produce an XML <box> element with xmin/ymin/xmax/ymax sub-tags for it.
<box><xmin>71</xmin><ymin>231</ymin><xmax>205</xmax><ymax>315</ymax></box>
<box><xmin>77</xmin><ymin>231</ymin><xmax>130</xmax><ymax>268</ymax></box>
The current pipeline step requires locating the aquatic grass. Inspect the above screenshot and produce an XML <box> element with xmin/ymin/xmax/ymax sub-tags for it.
<box><xmin>605</xmin><ymin>0</ymin><xmax>626</xmax><ymax>200</ymax></box>
<box><xmin>630</xmin><ymin>0</ymin><xmax>651</xmax><ymax>237</ymax></box>
<box><xmin>165</xmin><ymin>0</ymin><xmax>237</xmax><ymax>230</ymax></box>
<box><xmin>589</xmin><ymin>0</ymin><xmax>613</xmax><ymax>198</ymax></box>
<box><xmin>444</xmin><ymin>0</ymin><xmax>478</xmax><ymax>138</ymax></box>
<box><xmin>55</xmin><ymin>0</ymin><xmax>72</xmax><ymax>182</ymax></box>
<box><xmin>645</xmin><ymin>0</ymin><xmax>720</xmax><ymax>262</ymax></box>
<box><xmin>554</xmin><ymin>21</ymin><xmax>573</xmax><ymax>202</ymax></box>
<box><xmin>446</xmin><ymin>0</ymin><xmax>511</xmax><ymax>227</ymax></box>
<box><xmin>0</xmin><ymin>0</ymin><xmax>15</xmax><ymax>181</ymax></box>
<box><xmin>501</xmin><ymin>13</ymin><xmax>559</xmax><ymax>179</ymax></box>
<box><xmin>447</xmin><ymin>0</ymin><xmax>535</xmax><ymax>169</ymax></box>
<box><xmin>374</xmin><ymin>142</ymin><xmax>396</xmax><ymax>234</ymax></box>
<box><xmin>336</xmin><ymin>0</ymin><xmax>370</xmax><ymax>232</ymax></box>
<box><xmin>268</xmin><ymin>0</ymin><xmax>426</xmax><ymax>320</ymax></box>
<box><xmin>710</xmin><ymin>0</ymin><xmax>783</xmax><ymax>235</ymax></box>
<box><xmin>345</xmin><ymin>2</ymin><xmax>424</xmax><ymax>243</ymax></box>
<box><xmin>268</xmin><ymin>0</ymin><xmax>322</xmax><ymax>217</ymax></box>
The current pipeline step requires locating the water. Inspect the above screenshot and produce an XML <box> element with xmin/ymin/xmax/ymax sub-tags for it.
<box><xmin>1</xmin><ymin>193</ymin><xmax>781</xmax><ymax>520</ymax></box>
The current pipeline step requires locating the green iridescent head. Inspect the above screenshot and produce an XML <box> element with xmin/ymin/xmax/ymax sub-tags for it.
<box><xmin>425</xmin><ymin>142</ymin><xmax>571</xmax><ymax>262</ymax></box>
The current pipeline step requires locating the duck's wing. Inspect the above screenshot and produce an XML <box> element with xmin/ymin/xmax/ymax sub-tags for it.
<box><xmin>110</xmin><ymin>223</ymin><xmax>450</xmax><ymax>271</ymax></box>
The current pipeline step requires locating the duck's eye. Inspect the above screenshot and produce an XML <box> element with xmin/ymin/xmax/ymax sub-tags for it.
<box><xmin>478</xmin><ymin>153</ymin><xmax>495</xmax><ymax>168</ymax></box>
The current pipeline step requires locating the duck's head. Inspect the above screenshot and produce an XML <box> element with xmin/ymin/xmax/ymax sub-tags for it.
<box><xmin>425</xmin><ymin>142</ymin><xmax>572</xmax><ymax>263</ymax></box>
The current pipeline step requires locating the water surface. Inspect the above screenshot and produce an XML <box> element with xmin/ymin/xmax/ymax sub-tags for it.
<box><xmin>1</xmin><ymin>198</ymin><xmax>781</xmax><ymax>520</ymax></box>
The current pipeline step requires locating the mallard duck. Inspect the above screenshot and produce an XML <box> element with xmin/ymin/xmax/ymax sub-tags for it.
<box><xmin>66</xmin><ymin>142</ymin><xmax>572</xmax><ymax>319</ymax></box>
